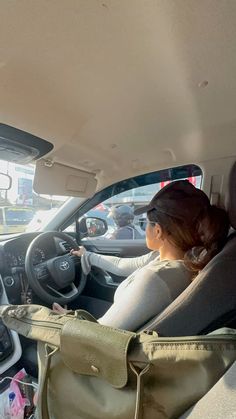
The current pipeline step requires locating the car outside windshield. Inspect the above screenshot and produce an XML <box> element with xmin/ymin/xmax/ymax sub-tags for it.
<box><xmin>0</xmin><ymin>160</ymin><xmax>68</xmax><ymax>234</ymax></box>
<box><xmin>5</xmin><ymin>208</ymin><xmax>34</xmax><ymax>225</ymax></box>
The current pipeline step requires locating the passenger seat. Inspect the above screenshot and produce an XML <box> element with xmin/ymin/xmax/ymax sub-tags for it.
<box><xmin>180</xmin><ymin>361</ymin><xmax>236</xmax><ymax>418</ymax></box>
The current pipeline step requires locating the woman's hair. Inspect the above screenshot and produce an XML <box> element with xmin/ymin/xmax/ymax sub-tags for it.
<box><xmin>147</xmin><ymin>204</ymin><xmax>230</xmax><ymax>274</ymax></box>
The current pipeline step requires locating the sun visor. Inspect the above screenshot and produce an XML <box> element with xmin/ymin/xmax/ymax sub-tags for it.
<box><xmin>0</xmin><ymin>124</ymin><xmax>53</xmax><ymax>164</ymax></box>
<box><xmin>33</xmin><ymin>160</ymin><xmax>97</xmax><ymax>197</ymax></box>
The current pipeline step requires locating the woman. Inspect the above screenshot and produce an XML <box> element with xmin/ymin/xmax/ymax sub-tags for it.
<box><xmin>53</xmin><ymin>180</ymin><xmax>229</xmax><ymax>331</ymax></box>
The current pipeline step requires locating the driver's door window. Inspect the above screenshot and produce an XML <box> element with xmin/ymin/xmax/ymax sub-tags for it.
<box><xmin>82</xmin><ymin>176</ymin><xmax>201</xmax><ymax>241</ymax></box>
<box><xmin>63</xmin><ymin>166</ymin><xmax>202</xmax><ymax>240</ymax></box>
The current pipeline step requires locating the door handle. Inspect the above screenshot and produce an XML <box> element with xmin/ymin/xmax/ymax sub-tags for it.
<box><xmin>104</xmin><ymin>273</ymin><xmax>120</xmax><ymax>287</ymax></box>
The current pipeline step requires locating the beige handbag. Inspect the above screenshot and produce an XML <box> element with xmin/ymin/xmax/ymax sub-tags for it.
<box><xmin>1</xmin><ymin>304</ymin><xmax>236</xmax><ymax>419</ymax></box>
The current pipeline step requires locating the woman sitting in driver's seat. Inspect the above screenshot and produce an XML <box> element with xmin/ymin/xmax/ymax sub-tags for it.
<box><xmin>53</xmin><ymin>180</ymin><xmax>229</xmax><ymax>332</ymax></box>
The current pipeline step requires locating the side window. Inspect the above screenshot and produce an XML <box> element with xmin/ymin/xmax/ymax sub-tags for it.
<box><xmin>62</xmin><ymin>165</ymin><xmax>202</xmax><ymax>239</ymax></box>
<box><xmin>85</xmin><ymin>189</ymin><xmax>150</xmax><ymax>241</ymax></box>
<box><xmin>82</xmin><ymin>174</ymin><xmax>202</xmax><ymax>241</ymax></box>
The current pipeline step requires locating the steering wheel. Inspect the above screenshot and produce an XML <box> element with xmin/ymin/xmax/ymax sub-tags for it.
<box><xmin>25</xmin><ymin>231</ymin><xmax>87</xmax><ymax>305</ymax></box>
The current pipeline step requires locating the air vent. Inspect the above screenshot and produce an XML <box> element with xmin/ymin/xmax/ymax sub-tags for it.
<box><xmin>59</xmin><ymin>241</ymin><xmax>72</xmax><ymax>253</ymax></box>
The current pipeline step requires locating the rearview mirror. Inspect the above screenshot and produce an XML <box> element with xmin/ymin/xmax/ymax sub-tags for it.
<box><xmin>79</xmin><ymin>216</ymin><xmax>108</xmax><ymax>238</ymax></box>
<box><xmin>0</xmin><ymin>173</ymin><xmax>12</xmax><ymax>190</ymax></box>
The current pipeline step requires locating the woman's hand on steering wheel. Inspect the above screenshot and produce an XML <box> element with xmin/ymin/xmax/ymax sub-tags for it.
<box><xmin>70</xmin><ymin>246</ymin><xmax>86</xmax><ymax>257</ymax></box>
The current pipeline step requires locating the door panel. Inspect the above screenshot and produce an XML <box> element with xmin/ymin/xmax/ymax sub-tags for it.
<box><xmin>80</xmin><ymin>238</ymin><xmax>150</xmax><ymax>305</ymax></box>
<box><xmin>82</xmin><ymin>238</ymin><xmax>149</xmax><ymax>257</ymax></box>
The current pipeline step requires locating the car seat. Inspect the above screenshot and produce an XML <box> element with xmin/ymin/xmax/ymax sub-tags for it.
<box><xmin>139</xmin><ymin>161</ymin><xmax>236</xmax><ymax>336</ymax></box>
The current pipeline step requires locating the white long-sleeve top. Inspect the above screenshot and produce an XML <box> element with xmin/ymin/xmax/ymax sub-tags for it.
<box><xmin>81</xmin><ymin>251</ymin><xmax>192</xmax><ymax>331</ymax></box>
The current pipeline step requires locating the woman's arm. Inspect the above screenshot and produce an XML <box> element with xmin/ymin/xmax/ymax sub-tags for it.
<box><xmin>71</xmin><ymin>246</ymin><xmax>158</xmax><ymax>276</ymax></box>
<box><xmin>86</xmin><ymin>251</ymin><xmax>158</xmax><ymax>276</ymax></box>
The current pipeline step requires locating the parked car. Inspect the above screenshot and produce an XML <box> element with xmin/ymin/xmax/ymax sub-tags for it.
<box><xmin>0</xmin><ymin>206</ymin><xmax>35</xmax><ymax>234</ymax></box>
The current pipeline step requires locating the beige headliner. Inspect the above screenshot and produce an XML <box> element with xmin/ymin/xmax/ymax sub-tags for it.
<box><xmin>1</xmin><ymin>0</ymin><xmax>236</xmax><ymax>189</ymax></box>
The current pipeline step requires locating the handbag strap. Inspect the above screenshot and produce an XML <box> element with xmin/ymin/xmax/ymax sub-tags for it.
<box><xmin>37</xmin><ymin>343</ymin><xmax>59</xmax><ymax>419</ymax></box>
<box><xmin>129</xmin><ymin>362</ymin><xmax>150</xmax><ymax>419</ymax></box>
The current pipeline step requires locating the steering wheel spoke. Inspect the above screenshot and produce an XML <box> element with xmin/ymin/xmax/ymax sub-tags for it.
<box><xmin>46</xmin><ymin>282</ymin><xmax>78</xmax><ymax>299</ymax></box>
<box><xmin>33</xmin><ymin>262</ymin><xmax>49</xmax><ymax>282</ymax></box>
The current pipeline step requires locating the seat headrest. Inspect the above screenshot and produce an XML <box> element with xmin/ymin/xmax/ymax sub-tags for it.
<box><xmin>226</xmin><ymin>161</ymin><xmax>236</xmax><ymax>229</ymax></box>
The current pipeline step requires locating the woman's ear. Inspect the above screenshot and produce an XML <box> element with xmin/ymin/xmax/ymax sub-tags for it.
<box><xmin>154</xmin><ymin>223</ymin><xmax>164</xmax><ymax>240</ymax></box>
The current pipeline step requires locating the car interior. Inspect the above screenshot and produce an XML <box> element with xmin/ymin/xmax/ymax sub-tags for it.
<box><xmin>0</xmin><ymin>1</ymin><xmax>236</xmax><ymax>417</ymax></box>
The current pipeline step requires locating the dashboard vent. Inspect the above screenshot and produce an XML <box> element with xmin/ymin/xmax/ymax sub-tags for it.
<box><xmin>60</xmin><ymin>241</ymin><xmax>72</xmax><ymax>253</ymax></box>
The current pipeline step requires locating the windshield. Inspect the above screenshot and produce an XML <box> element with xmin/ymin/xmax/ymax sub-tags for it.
<box><xmin>0</xmin><ymin>160</ymin><xmax>69</xmax><ymax>234</ymax></box>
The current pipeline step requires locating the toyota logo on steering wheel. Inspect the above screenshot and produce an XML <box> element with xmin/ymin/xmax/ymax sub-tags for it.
<box><xmin>60</xmin><ymin>261</ymin><xmax>69</xmax><ymax>271</ymax></box>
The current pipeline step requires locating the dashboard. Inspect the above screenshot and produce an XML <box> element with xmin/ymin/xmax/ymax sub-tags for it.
<box><xmin>0</xmin><ymin>233</ymin><xmax>56</xmax><ymax>274</ymax></box>
<box><xmin>5</xmin><ymin>247</ymin><xmax>46</xmax><ymax>267</ymax></box>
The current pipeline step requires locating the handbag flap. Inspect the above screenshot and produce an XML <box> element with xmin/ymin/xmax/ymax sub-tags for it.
<box><xmin>60</xmin><ymin>319</ymin><xmax>135</xmax><ymax>388</ymax></box>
